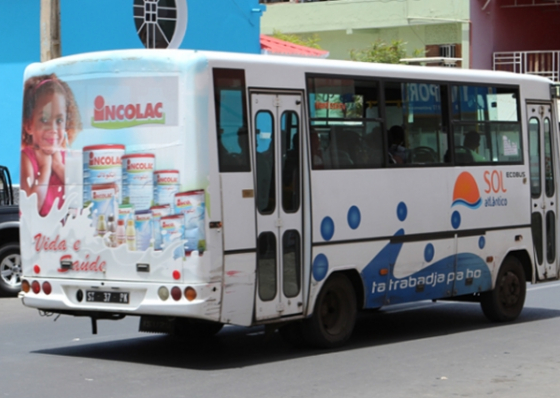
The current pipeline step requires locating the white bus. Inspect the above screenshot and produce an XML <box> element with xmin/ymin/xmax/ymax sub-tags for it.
<box><xmin>19</xmin><ymin>49</ymin><xmax>559</xmax><ymax>348</ymax></box>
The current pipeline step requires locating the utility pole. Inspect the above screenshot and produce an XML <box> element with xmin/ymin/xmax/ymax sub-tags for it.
<box><xmin>40</xmin><ymin>0</ymin><xmax>61</xmax><ymax>61</ymax></box>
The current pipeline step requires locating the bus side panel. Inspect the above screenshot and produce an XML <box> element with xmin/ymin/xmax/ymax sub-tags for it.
<box><xmin>220</xmin><ymin>174</ymin><xmax>256</xmax><ymax>251</ymax></box>
<box><xmin>220</xmin><ymin>252</ymin><xmax>255</xmax><ymax>326</ymax></box>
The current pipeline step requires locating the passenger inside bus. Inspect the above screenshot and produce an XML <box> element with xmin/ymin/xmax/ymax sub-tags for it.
<box><xmin>463</xmin><ymin>130</ymin><xmax>486</xmax><ymax>162</ymax></box>
<box><xmin>388</xmin><ymin>125</ymin><xmax>408</xmax><ymax>164</ymax></box>
<box><xmin>218</xmin><ymin>126</ymin><xmax>250</xmax><ymax>171</ymax></box>
<box><xmin>310</xmin><ymin>128</ymin><xmax>324</xmax><ymax>169</ymax></box>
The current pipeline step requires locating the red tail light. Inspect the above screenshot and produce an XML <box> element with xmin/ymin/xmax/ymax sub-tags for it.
<box><xmin>42</xmin><ymin>282</ymin><xmax>52</xmax><ymax>295</ymax></box>
<box><xmin>171</xmin><ymin>287</ymin><xmax>182</xmax><ymax>301</ymax></box>
<box><xmin>31</xmin><ymin>281</ymin><xmax>40</xmax><ymax>294</ymax></box>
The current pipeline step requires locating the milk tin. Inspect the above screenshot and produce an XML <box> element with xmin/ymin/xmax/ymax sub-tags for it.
<box><xmin>134</xmin><ymin>209</ymin><xmax>153</xmax><ymax>251</ymax></box>
<box><xmin>90</xmin><ymin>183</ymin><xmax>118</xmax><ymax>238</ymax></box>
<box><xmin>160</xmin><ymin>213</ymin><xmax>185</xmax><ymax>258</ymax></box>
<box><xmin>174</xmin><ymin>189</ymin><xmax>205</xmax><ymax>252</ymax></box>
<box><xmin>83</xmin><ymin>144</ymin><xmax>125</xmax><ymax>206</ymax></box>
<box><xmin>153</xmin><ymin>169</ymin><xmax>180</xmax><ymax>206</ymax></box>
<box><xmin>122</xmin><ymin>153</ymin><xmax>155</xmax><ymax>211</ymax></box>
<box><xmin>150</xmin><ymin>204</ymin><xmax>171</xmax><ymax>250</ymax></box>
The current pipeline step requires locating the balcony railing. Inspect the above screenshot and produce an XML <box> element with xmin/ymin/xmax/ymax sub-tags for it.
<box><xmin>493</xmin><ymin>50</ymin><xmax>560</xmax><ymax>81</ymax></box>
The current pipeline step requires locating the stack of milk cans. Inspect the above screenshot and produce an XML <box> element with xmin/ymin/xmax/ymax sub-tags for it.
<box><xmin>82</xmin><ymin>144</ymin><xmax>205</xmax><ymax>255</ymax></box>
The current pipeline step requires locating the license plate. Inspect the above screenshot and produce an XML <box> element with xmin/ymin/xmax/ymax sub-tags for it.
<box><xmin>86</xmin><ymin>290</ymin><xmax>130</xmax><ymax>304</ymax></box>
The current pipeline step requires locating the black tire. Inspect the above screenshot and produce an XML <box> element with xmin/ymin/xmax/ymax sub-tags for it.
<box><xmin>0</xmin><ymin>243</ymin><xmax>21</xmax><ymax>297</ymax></box>
<box><xmin>480</xmin><ymin>256</ymin><xmax>526</xmax><ymax>322</ymax></box>
<box><xmin>174</xmin><ymin>318</ymin><xmax>224</xmax><ymax>339</ymax></box>
<box><xmin>302</xmin><ymin>274</ymin><xmax>357</xmax><ymax>348</ymax></box>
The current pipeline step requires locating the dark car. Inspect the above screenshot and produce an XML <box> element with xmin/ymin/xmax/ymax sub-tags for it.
<box><xmin>0</xmin><ymin>166</ymin><xmax>20</xmax><ymax>297</ymax></box>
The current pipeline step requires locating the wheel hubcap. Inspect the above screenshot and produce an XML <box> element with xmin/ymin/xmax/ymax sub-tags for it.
<box><xmin>1</xmin><ymin>254</ymin><xmax>22</xmax><ymax>287</ymax></box>
<box><xmin>320</xmin><ymin>290</ymin><xmax>342</xmax><ymax>334</ymax></box>
<box><xmin>499</xmin><ymin>271</ymin><xmax>520</xmax><ymax>307</ymax></box>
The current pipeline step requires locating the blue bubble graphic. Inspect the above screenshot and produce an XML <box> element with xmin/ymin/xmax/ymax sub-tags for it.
<box><xmin>347</xmin><ymin>206</ymin><xmax>361</xmax><ymax>230</ymax></box>
<box><xmin>313</xmin><ymin>254</ymin><xmax>329</xmax><ymax>282</ymax></box>
<box><xmin>479</xmin><ymin>236</ymin><xmax>486</xmax><ymax>250</ymax></box>
<box><xmin>321</xmin><ymin>217</ymin><xmax>335</xmax><ymax>241</ymax></box>
<box><xmin>451</xmin><ymin>211</ymin><xmax>461</xmax><ymax>229</ymax></box>
<box><xmin>397</xmin><ymin>202</ymin><xmax>408</xmax><ymax>222</ymax></box>
<box><xmin>424</xmin><ymin>243</ymin><xmax>435</xmax><ymax>262</ymax></box>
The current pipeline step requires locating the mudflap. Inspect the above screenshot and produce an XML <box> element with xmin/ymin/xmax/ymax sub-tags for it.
<box><xmin>139</xmin><ymin>315</ymin><xmax>176</xmax><ymax>334</ymax></box>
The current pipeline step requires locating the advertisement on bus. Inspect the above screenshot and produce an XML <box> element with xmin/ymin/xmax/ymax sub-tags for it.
<box><xmin>20</xmin><ymin>71</ymin><xmax>208</xmax><ymax>280</ymax></box>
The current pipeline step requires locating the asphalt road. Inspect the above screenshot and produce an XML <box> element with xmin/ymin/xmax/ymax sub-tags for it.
<box><xmin>2</xmin><ymin>281</ymin><xmax>560</xmax><ymax>398</ymax></box>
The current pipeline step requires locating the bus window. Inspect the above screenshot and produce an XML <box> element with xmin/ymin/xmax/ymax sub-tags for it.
<box><xmin>451</xmin><ymin>85</ymin><xmax>522</xmax><ymax>165</ymax></box>
<box><xmin>529</xmin><ymin>118</ymin><xmax>541</xmax><ymax>197</ymax></box>
<box><xmin>281</xmin><ymin>111</ymin><xmax>300</xmax><ymax>213</ymax></box>
<box><xmin>255</xmin><ymin>111</ymin><xmax>276</xmax><ymax>214</ymax></box>
<box><xmin>257</xmin><ymin>232</ymin><xmax>277</xmax><ymax>301</ymax></box>
<box><xmin>283</xmin><ymin>229</ymin><xmax>301</xmax><ymax>298</ymax></box>
<box><xmin>213</xmin><ymin>68</ymin><xmax>250</xmax><ymax>172</ymax></box>
<box><xmin>307</xmin><ymin>76</ymin><xmax>382</xmax><ymax>169</ymax></box>
<box><xmin>544</xmin><ymin>117</ymin><xmax>554</xmax><ymax>198</ymax></box>
<box><xmin>384</xmin><ymin>81</ymin><xmax>448</xmax><ymax>165</ymax></box>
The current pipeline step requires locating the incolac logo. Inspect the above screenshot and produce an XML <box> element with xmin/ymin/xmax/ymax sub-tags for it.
<box><xmin>176</xmin><ymin>198</ymin><xmax>192</xmax><ymax>208</ymax></box>
<box><xmin>126</xmin><ymin>159</ymin><xmax>154</xmax><ymax>172</ymax></box>
<box><xmin>92</xmin><ymin>95</ymin><xmax>165</xmax><ymax>129</ymax></box>
<box><xmin>157</xmin><ymin>175</ymin><xmax>179</xmax><ymax>184</ymax></box>
<box><xmin>162</xmin><ymin>220</ymin><xmax>181</xmax><ymax>229</ymax></box>
<box><xmin>89</xmin><ymin>151</ymin><xmax>122</xmax><ymax>169</ymax></box>
<box><xmin>92</xmin><ymin>190</ymin><xmax>114</xmax><ymax>201</ymax></box>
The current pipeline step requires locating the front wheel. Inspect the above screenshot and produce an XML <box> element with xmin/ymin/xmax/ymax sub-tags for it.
<box><xmin>302</xmin><ymin>274</ymin><xmax>356</xmax><ymax>348</ymax></box>
<box><xmin>0</xmin><ymin>243</ymin><xmax>21</xmax><ymax>297</ymax></box>
<box><xmin>480</xmin><ymin>256</ymin><xmax>526</xmax><ymax>322</ymax></box>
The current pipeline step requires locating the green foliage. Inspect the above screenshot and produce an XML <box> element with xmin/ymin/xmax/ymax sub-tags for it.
<box><xmin>350</xmin><ymin>39</ymin><xmax>420</xmax><ymax>64</ymax></box>
<box><xmin>271</xmin><ymin>29</ymin><xmax>323</xmax><ymax>50</ymax></box>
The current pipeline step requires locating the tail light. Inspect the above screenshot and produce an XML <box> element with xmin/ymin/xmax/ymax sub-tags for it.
<box><xmin>42</xmin><ymin>282</ymin><xmax>52</xmax><ymax>295</ymax></box>
<box><xmin>184</xmin><ymin>287</ymin><xmax>197</xmax><ymax>301</ymax></box>
<box><xmin>171</xmin><ymin>287</ymin><xmax>182</xmax><ymax>301</ymax></box>
<box><xmin>31</xmin><ymin>281</ymin><xmax>40</xmax><ymax>294</ymax></box>
<box><xmin>158</xmin><ymin>286</ymin><xmax>169</xmax><ymax>301</ymax></box>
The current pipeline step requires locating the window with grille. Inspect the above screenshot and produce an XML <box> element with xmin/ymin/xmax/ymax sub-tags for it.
<box><xmin>133</xmin><ymin>0</ymin><xmax>187</xmax><ymax>49</ymax></box>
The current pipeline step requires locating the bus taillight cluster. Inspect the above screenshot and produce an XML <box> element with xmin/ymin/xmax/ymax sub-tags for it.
<box><xmin>21</xmin><ymin>279</ymin><xmax>52</xmax><ymax>295</ymax></box>
<box><xmin>157</xmin><ymin>286</ymin><xmax>197</xmax><ymax>302</ymax></box>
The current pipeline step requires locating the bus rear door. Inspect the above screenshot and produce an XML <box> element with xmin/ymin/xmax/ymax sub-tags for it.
<box><xmin>251</xmin><ymin>92</ymin><xmax>304</xmax><ymax>321</ymax></box>
<box><xmin>527</xmin><ymin>103</ymin><xmax>559</xmax><ymax>280</ymax></box>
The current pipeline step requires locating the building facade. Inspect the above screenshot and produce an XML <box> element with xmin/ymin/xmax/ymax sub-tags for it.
<box><xmin>261</xmin><ymin>0</ymin><xmax>470</xmax><ymax>66</ymax></box>
<box><xmin>1</xmin><ymin>0</ymin><xmax>265</xmax><ymax>181</ymax></box>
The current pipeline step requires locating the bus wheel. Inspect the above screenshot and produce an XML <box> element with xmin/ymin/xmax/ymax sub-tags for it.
<box><xmin>480</xmin><ymin>256</ymin><xmax>526</xmax><ymax>322</ymax></box>
<box><xmin>302</xmin><ymin>274</ymin><xmax>356</xmax><ymax>348</ymax></box>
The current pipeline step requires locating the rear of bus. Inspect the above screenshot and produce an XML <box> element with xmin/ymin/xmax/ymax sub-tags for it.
<box><xmin>19</xmin><ymin>50</ymin><xmax>225</xmax><ymax>332</ymax></box>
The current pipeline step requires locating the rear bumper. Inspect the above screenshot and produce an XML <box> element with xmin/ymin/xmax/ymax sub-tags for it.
<box><xmin>20</xmin><ymin>278</ymin><xmax>222</xmax><ymax>321</ymax></box>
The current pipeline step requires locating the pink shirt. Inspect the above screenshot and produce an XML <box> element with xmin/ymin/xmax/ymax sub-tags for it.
<box><xmin>22</xmin><ymin>146</ymin><xmax>65</xmax><ymax>217</ymax></box>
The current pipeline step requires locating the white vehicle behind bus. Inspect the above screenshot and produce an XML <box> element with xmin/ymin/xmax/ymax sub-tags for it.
<box><xmin>19</xmin><ymin>49</ymin><xmax>560</xmax><ymax>348</ymax></box>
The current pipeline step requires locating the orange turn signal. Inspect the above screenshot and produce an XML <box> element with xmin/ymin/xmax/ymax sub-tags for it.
<box><xmin>184</xmin><ymin>286</ymin><xmax>197</xmax><ymax>301</ymax></box>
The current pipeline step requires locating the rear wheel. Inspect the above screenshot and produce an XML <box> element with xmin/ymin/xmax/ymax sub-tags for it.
<box><xmin>302</xmin><ymin>274</ymin><xmax>356</xmax><ymax>348</ymax></box>
<box><xmin>480</xmin><ymin>256</ymin><xmax>526</xmax><ymax>322</ymax></box>
<box><xmin>0</xmin><ymin>243</ymin><xmax>21</xmax><ymax>297</ymax></box>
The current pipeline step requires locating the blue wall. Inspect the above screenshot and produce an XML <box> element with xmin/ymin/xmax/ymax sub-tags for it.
<box><xmin>1</xmin><ymin>0</ymin><xmax>264</xmax><ymax>183</ymax></box>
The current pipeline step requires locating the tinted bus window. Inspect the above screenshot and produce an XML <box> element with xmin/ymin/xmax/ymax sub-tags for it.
<box><xmin>213</xmin><ymin>68</ymin><xmax>250</xmax><ymax>172</ymax></box>
<box><xmin>451</xmin><ymin>85</ymin><xmax>522</xmax><ymax>165</ymax></box>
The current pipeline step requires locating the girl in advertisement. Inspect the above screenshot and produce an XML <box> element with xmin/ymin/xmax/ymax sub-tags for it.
<box><xmin>21</xmin><ymin>74</ymin><xmax>82</xmax><ymax>216</ymax></box>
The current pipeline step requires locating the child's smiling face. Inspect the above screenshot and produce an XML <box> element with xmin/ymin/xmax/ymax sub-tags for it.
<box><xmin>26</xmin><ymin>91</ymin><xmax>66</xmax><ymax>155</ymax></box>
